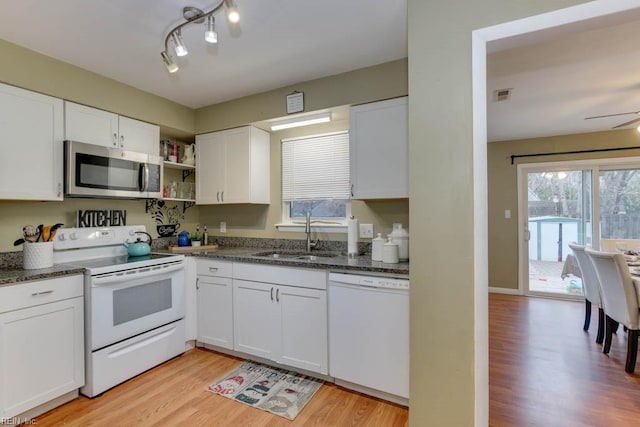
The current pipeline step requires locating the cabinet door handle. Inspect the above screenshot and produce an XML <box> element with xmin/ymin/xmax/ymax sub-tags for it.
<box><xmin>196</xmin><ymin>277</ymin><xmax>199</xmax><ymax>290</ymax></box>
<box><xmin>217</xmin><ymin>191</ymin><xmax>220</xmax><ymax>202</ymax></box>
<box><xmin>120</xmin><ymin>135</ymin><xmax>125</xmax><ymax>148</ymax></box>
<box><xmin>350</xmin><ymin>184</ymin><xmax>354</xmax><ymax>197</ymax></box>
<box><xmin>113</xmin><ymin>133</ymin><xmax>118</xmax><ymax>146</ymax></box>
<box><xmin>221</xmin><ymin>191</ymin><xmax>224</xmax><ymax>202</ymax></box>
<box><xmin>209</xmin><ymin>267</ymin><xmax>218</xmax><ymax>272</ymax></box>
<box><xmin>270</xmin><ymin>287</ymin><xmax>274</xmax><ymax>302</ymax></box>
<box><xmin>276</xmin><ymin>288</ymin><xmax>280</xmax><ymax>303</ymax></box>
<box><xmin>57</xmin><ymin>183</ymin><xmax>62</xmax><ymax>197</ymax></box>
<box><xmin>32</xmin><ymin>290</ymin><xmax>54</xmax><ymax>296</ymax></box>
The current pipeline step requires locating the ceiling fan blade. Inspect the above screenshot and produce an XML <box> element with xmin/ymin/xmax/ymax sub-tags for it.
<box><xmin>585</xmin><ymin>111</ymin><xmax>640</xmax><ymax>120</ymax></box>
<box><xmin>613</xmin><ymin>117</ymin><xmax>640</xmax><ymax>129</ymax></box>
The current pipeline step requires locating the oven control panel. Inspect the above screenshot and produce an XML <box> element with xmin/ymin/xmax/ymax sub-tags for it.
<box><xmin>54</xmin><ymin>225</ymin><xmax>146</xmax><ymax>250</ymax></box>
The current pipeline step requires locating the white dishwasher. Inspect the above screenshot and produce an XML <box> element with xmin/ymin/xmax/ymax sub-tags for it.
<box><xmin>328</xmin><ymin>272</ymin><xmax>409</xmax><ymax>403</ymax></box>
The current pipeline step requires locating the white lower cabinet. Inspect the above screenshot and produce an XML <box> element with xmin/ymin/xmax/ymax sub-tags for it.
<box><xmin>233</xmin><ymin>263</ymin><xmax>328</xmax><ymax>375</ymax></box>
<box><xmin>0</xmin><ymin>275</ymin><xmax>84</xmax><ymax>419</ymax></box>
<box><xmin>233</xmin><ymin>280</ymin><xmax>278</xmax><ymax>360</ymax></box>
<box><xmin>196</xmin><ymin>259</ymin><xmax>234</xmax><ymax>349</ymax></box>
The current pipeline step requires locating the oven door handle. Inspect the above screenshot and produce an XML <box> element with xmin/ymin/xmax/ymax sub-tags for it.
<box><xmin>92</xmin><ymin>263</ymin><xmax>184</xmax><ymax>286</ymax></box>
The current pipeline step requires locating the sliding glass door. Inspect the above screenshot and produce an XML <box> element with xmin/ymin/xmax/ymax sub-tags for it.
<box><xmin>518</xmin><ymin>158</ymin><xmax>640</xmax><ymax>298</ymax></box>
<box><xmin>523</xmin><ymin>169</ymin><xmax>590</xmax><ymax>297</ymax></box>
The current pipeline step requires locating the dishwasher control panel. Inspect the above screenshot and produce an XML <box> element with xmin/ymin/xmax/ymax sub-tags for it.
<box><xmin>329</xmin><ymin>272</ymin><xmax>409</xmax><ymax>290</ymax></box>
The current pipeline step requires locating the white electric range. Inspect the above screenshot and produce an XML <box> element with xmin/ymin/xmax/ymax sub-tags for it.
<box><xmin>53</xmin><ymin>226</ymin><xmax>186</xmax><ymax>397</ymax></box>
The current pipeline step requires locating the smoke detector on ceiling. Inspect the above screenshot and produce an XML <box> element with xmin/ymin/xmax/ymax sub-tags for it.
<box><xmin>493</xmin><ymin>88</ymin><xmax>512</xmax><ymax>102</ymax></box>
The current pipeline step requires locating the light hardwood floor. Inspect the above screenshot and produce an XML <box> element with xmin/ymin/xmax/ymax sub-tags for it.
<box><xmin>489</xmin><ymin>293</ymin><xmax>640</xmax><ymax>426</ymax></box>
<box><xmin>33</xmin><ymin>294</ymin><xmax>640</xmax><ymax>426</ymax></box>
<box><xmin>34</xmin><ymin>348</ymin><xmax>408</xmax><ymax>426</ymax></box>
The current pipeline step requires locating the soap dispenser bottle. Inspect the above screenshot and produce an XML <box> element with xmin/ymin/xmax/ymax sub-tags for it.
<box><xmin>203</xmin><ymin>225</ymin><xmax>208</xmax><ymax>246</ymax></box>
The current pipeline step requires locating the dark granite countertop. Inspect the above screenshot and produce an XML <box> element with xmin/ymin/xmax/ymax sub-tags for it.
<box><xmin>157</xmin><ymin>247</ymin><xmax>410</xmax><ymax>275</ymax></box>
<box><xmin>0</xmin><ymin>236</ymin><xmax>408</xmax><ymax>288</ymax></box>
<box><xmin>0</xmin><ymin>264</ymin><xmax>85</xmax><ymax>288</ymax></box>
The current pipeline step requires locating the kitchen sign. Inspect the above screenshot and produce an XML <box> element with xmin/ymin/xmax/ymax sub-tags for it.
<box><xmin>78</xmin><ymin>210</ymin><xmax>127</xmax><ymax>227</ymax></box>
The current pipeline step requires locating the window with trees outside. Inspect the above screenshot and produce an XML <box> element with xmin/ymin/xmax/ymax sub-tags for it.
<box><xmin>281</xmin><ymin>131</ymin><xmax>350</xmax><ymax>226</ymax></box>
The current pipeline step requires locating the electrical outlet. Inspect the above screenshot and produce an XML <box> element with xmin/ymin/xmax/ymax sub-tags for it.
<box><xmin>359</xmin><ymin>223</ymin><xmax>374</xmax><ymax>238</ymax></box>
<box><xmin>504</xmin><ymin>210</ymin><xmax>511</xmax><ymax>219</ymax></box>
<box><xmin>220</xmin><ymin>221</ymin><xmax>227</xmax><ymax>233</ymax></box>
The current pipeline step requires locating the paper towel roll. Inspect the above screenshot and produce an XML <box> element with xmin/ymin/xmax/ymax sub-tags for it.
<box><xmin>347</xmin><ymin>216</ymin><xmax>358</xmax><ymax>256</ymax></box>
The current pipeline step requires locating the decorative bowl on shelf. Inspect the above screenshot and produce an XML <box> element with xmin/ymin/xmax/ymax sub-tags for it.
<box><xmin>157</xmin><ymin>223</ymin><xmax>180</xmax><ymax>237</ymax></box>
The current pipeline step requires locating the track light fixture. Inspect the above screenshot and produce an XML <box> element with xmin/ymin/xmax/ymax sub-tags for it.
<box><xmin>161</xmin><ymin>1</ymin><xmax>240</xmax><ymax>73</ymax></box>
<box><xmin>205</xmin><ymin>15</ymin><xmax>218</xmax><ymax>44</ymax></box>
<box><xmin>225</xmin><ymin>0</ymin><xmax>240</xmax><ymax>23</ymax></box>
<box><xmin>161</xmin><ymin>51</ymin><xmax>179</xmax><ymax>73</ymax></box>
<box><xmin>171</xmin><ymin>30</ymin><xmax>188</xmax><ymax>57</ymax></box>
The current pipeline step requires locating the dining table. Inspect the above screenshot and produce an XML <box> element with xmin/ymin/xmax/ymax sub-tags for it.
<box><xmin>627</xmin><ymin>257</ymin><xmax>640</xmax><ymax>301</ymax></box>
<box><xmin>561</xmin><ymin>254</ymin><xmax>582</xmax><ymax>280</ymax></box>
<box><xmin>562</xmin><ymin>252</ymin><xmax>640</xmax><ymax>301</ymax></box>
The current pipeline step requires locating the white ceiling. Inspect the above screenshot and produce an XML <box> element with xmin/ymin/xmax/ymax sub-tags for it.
<box><xmin>2</xmin><ymin>2</ymin><xmax>639</xmax><ymax>142</ymax></box>
<box><xmin>0</xmin><ymin>0</ymin><xmax>407</xmax><ymax>109</ymax></box>
<box><xmin>487</xmin><ymin>9</ymin><xmax>640</xmax><ymax>142</ymax></box>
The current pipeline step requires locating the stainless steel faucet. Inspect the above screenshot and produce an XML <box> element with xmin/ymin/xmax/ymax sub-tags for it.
<box><xmin>306</xmin><ymin>211</ymin><xmax>319</xmax><ymax>252</ymax></box>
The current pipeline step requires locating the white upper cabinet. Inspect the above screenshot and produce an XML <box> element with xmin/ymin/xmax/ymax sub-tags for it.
<box><xmin>64</xmin><ymin>101</ymin><xmax>159</xmax><ymax>155</ymax></box>
<box><xmin>349</xmin><ymin>96</ymin><xmax>408</xmax><ymax>199</ymax></box>
<box><xmin>118</xmin><ymin>116</ymin><xmax>160</xmax><ymax>155</ymax></box>
<box><xmin>64</xmin><ymin>101</ymin><xmax>118</xmax><ymax>148</ymax></box>
<box><xmin>195</xmin><ymin>126</ymin><xmax>270</xmax><ymax>205</ymax></box>
<box><xmin>0</xmin><ymin>83</ymin><xmax>64</xmax><ymax>201</ymax></box>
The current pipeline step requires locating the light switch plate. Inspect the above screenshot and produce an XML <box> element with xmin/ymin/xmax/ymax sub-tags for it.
<box><xmin>504</xmin><ymin>210</ymin><xmax>511</xmax><ymax>219</ymax></box>
<box><xmin>220</xmin><ymin>221</ymin><xmax>227</xmax><ymax>233</ymax></box>
<box><xmin>359</xmin><ymin>223</ymin><xmax>374</xmax><ymax>238</ymax></box>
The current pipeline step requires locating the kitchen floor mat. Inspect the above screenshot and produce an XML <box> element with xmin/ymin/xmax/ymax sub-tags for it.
<box><xmin>206</xmin><ymin>360</ymin><xmax>323</xmax><ymax>420</ymax></box>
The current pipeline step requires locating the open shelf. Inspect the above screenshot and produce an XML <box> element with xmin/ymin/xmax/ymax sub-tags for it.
<box><xmin>164</xmin><ymin>161</ymin><xmax>195</xmax><ymax>171</ymax></box>
<box><xmin>162</xmin><ymin>197</ymin><xmax>195</xmax><ymax>203</ymax></box>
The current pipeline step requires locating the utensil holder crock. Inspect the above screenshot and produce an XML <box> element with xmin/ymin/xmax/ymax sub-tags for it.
<box><xmin>23</xmin><ymin>241</ymin><xmax>54</xmax><ymax>270</ymax></box>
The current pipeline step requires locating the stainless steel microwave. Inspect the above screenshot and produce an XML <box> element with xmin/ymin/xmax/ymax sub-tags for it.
<box><xmin>65</xmin><ymin>140</ymin><xmax>163</xmax><ymax>199</ymax></box>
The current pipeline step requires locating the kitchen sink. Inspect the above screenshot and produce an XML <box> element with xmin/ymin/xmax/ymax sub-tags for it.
<box><xmin>251</xmin><ymin>251</ymin><xmax>342</xmax><ymax>260</ymax></box>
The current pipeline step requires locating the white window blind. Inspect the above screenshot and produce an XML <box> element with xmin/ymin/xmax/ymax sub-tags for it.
<box><xmin>282</xmin><ymin>131</ymin><xmax>350</xmax><ymax>201</ymax></box>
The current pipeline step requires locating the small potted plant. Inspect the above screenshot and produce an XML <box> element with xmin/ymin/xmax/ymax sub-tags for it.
<box><xmin>190</xmin><ymin>226</ymin><xmax>203</xmax><ymax>246</ymax></box>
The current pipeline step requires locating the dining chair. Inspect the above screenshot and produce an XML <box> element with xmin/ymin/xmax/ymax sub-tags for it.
<box><xmin>569</xmin><ymin>243</ymin><xmax>604</xmax><ymax>344</ymax></box>
<box><xmin>586</xmin><ymin>248</ymin><xmax>640</xmax><ymax>373</ymax></box>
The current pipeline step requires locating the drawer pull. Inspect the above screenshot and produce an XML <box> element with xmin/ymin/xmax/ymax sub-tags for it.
<box><xmin>209</xmin><ymin>267</ymin><xmax>219</xmax><ymax>272</ymax></box>
<box><xmin>31</xmin><ymin>290</ymin><xmax>54</xmax><ymax>296</ymax></box>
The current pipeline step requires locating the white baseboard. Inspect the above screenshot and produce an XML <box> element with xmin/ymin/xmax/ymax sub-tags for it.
<box><xmin>488</xmin><ymin>286</ymin><xmax>520</xmax><ymax>295</ymax></box>
<box><xmin>334</xmin><ymin>378</ymin><xmax>408</xmax><ymax>407</ymax></box>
